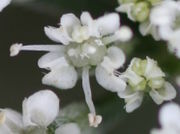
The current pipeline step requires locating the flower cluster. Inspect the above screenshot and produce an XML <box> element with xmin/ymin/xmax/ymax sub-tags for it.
<box><xmin>0</xmin><ymin>90</ymin><xmax>81</xmax><ymax>134</ymax></box>
<box><xmin>151</xmin><ymin>103</ymin><xmax>180</xmax><ymax>134</ymax></box>
<box><xmin>117</xmin><ymin>0</ymin><xmax>180</xmax><ymax>58</ymax></box>
<box><xmin>149</xmin><ymin>0</ymin><xmax>180</xmax><ymax>57</ymax></box>
<box><xmin>9</xmin><ymin>10</ymin><xmax>178</xmax><ymax>126</ymax></box>
<box><xmin>10</xmin><ymin>12</ymin><xmax>132</xmax><ymax>127</ymax></box>
<box><xmin>118</xmin><ymin>57</ymin><xmax>176</xmax><ymax>112</ymax></box>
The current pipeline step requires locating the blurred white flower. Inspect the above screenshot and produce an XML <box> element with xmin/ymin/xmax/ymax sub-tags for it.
<box><xmin>116</xmin><ymin>0</ymin><xmax>161</xmax><ymax>22</ymax></box>
<box><xmin>23</xmin><ymin>90</ymin><xmax>59</xmax><ymax>128</ymax></box>
<box><xmin>142</xmin><ymin>0</ymin><xmax>180</xmax><ymax>58</ymax></box>
<box><xmin>0</xmin><ymin>90</ymin><xmax>60</xmax><ymax>133</ymax></box>
<box><xmin>0</xmin><ymin>0</ymin><xmax>11</xmax><ymax>12</ymax></box>
<box><xmin>118</xmin><ymin>57</ymin><xmax>176</xmax><ymax>113</ymax></box>
<box><xmin>0</xmin><ymin>109</ymin><xmax>24</xmax><ymax>134</ymax></box>
<box><xmin>10</xmin><ymin>12</ymin><xmax>132</xmax><ymax>127</ymax></box>
<box><xmin>151</xmin><ymin>103</ymin><xmax>180</xmax><ymax>134</ymax></box>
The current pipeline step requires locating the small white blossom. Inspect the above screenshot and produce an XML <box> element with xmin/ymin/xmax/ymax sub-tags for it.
<box><xmin>0</xmin><ymin>0</ymin><xmax>11</xmax><ymax>12</ymax></box>
<box><xmin>10</xmin><ymin>12</ymin><xmax>132</xmax><ymax>127</ymax></box>
<box><xmin>151</xmin><ymin>103</ymin><xmax>180</xmax><ymax>134</ymax></box>
<box><xmin>0</xmin><ymin>109</ymin><xmax>24</xmax><ymax>134</ymax></box>
<box><xmin>143</xmin><ymin>0</ymin><xmax>180</xmax><ymax>57</ymax></box>
<box><xmin>23</xmin><ymin>90</ymin><xmax>59</xmax><ymax>128</ymax></box>
<box><xmin>0</xmin><ymin>90</ymin><xmax>60</xmax><ymax>133</ymax></box>
<box><xmin>118</xmin><ymin>57</ymin><xmax>176</xmax><ymax>113</ymax></box>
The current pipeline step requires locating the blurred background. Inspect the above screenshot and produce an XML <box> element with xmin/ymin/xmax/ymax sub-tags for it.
<box><xmin>0</xmin><ymin>0</ymin><xmax>180</xmax><ymax>133</ymax></box>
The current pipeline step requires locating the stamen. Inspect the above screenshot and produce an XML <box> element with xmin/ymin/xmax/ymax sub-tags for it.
<box><xmin>10</xmin><ymin>43</ymin><xmax>64</xmax><ymax>57</ymax></box>
<box><xmin>82</xmin><ymin>66</ymin><xmax>102</xmax><ymax>127</ymax></box>
<box><xmin>88</xmin><ymin>113</ymin><xmax>102</xmax><ymax>128</ymax></box>
<box><xmin>102</xmin><ymin>26</ymin><xmax>132</xmax><ymax>45</ymax></box>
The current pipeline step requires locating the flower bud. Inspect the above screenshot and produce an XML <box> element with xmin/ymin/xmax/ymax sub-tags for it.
<box><xmin>132</xmin><ymin>59</ymin><xmax>147</xmax><ymax>76</ymax></box>
<box><xmin>131</xmin><ymin>2</ymin><xmax>150</xmax><ymax>22</ymax></box>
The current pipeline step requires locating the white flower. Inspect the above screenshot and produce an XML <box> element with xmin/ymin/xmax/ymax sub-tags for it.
<box><xmin>151</xmin><ymin>103</ymin><xmax>180</xmax><ymax>134</ymax></box>
<box><xmin>0</xmin><ymin>90</ymin><xmax>60</xmax><ymax>133</ymax></box>
<box><xmin>23</xmin><ymin>90</ymin><xmax>59</xmax><ymax>127</ymax></box>
<box><xmin>55</xmin><ymin>123</ymin><xmax>81</xmax><ymax>134</ymax></box>
<box><xmin>10</xmin><ymin>12</ymin><xmax>132</xmax><ymax>127</ymax></box>
<box><xmin>118</xmin><ymin>57</ymin><xmax>176</xmax><ymax>113</ymax></box>
<box><xmin>0</xmin><ymin>109</ymin><xmax>24</xmax><ymax>134</ymax></box>
<box><xmin>146</xmin><ymin>0</ymin><xmax>180</xmax><ymax>58</ymax></box>
<box><xmin>0</xmin><ymin>0</ymin><xmax>11</xmax><ymax>12</ymax></box>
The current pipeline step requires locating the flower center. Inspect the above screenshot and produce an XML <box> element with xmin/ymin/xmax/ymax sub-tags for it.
<box><xmin>129</xmin><ymin>58</ymin><xmax>165</xmax><ymax>91</ymax></box>
<box><xmin>72</xmin><ymin>26</ymin><xmax>90</xmax><ymax>43</ymax></box>
<box><xmin>66</xmin><ymin>38</ymin><xmax>107</xmax><ymax>67</ymax></box>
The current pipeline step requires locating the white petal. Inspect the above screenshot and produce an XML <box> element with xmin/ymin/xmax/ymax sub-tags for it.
<box><xmin>116</xmin><ymin>3</ymin><xmax>135</xmax><ymax>21</ymax></box>
<box><xmin>159</xmin><ymin>103</ymin><xmax>180</xmax><ymax>129</ymax></box>
<box><xmin>95</xmin><ymin>65</ymin><xmax>126</xmax><ymax>92</ymax></box>
<box><xmin>38</xmin><ymin>52</ymin><xmax>68</xmax><ymax>69</ymax></box>
<box><xmin>145</xmin><ymin>57</ymin><xmax>165</xmax><ymax>79</ymax></box>
<box><xmin>150</xmin><ymin>5</ymin><xmax>175</xmax><ymax>27</ymax></box>
<box><xmin>0</xmin><ymin>109</ymin><xmax>23</xmax><ymax>133</ymax></box>
<box><xmin>96</xmin><ymin>13</ymin><xmax>120</xmax><ymax>36</ymax></box>
<box><xmin>80</xmin><ymin>12</ymin><xmax>100</xmax><ymax>37</ymax></box>
<box><xmin>118</xmin><ymin>88</ymin><xmax>144</xmax><ymax>113</ymax></box>
<box><xmin>125</xmin><ymin>93</ymin><xmax>143</xmax><ymax>113</ymax></box>
<box><xmin>149</xmin><ymin>89</ymin><xmax>164</xmax><ymax>105</ymax></box>
<box><xmin>101</xmin><ymin>46</ymin><xmax>125</xmax><ymax>70</ymax></box>
<box><xmin>60</xmin><ymin>13</ymin><xmax>80</xmax><ymax>36</ymax></box>
<box><xmin>23</xmin><ymin>90</ymin><xmax>59</xmax><ymax>127</ymax></box>
<box><xmin>44</xmin><ymin>26</ymin><xmax>71</xmax><ymax>45</ymax></box>
<box><xmin>162</xmin><ymin>82</ymin><xmax>177</xmax><ymax>100</ymax></box>
<box><xmin>139</xmin><ymin>21</ymin><xmax>161</xmax><ymax>40</ymax></box>
<box><xmin>42</xmin><ymin>66</ymin><xmax>78</xmax><ymax>89</ymax></box>
<box><xmin>123</xmin><ymin>69</ymin><xmax>144</xmax><ymax>86</ymax></box>
<box><xmin>149</xmin><ymin>82</ymin><xmax>176</xmax><ymax>105</ymax></box>
<box><xmin>139</xmin><ymin>22</ymin><xmax>161</xmax><ymax>40</ymax></box>
<box><xmin>80</xmin><ymin>12</ymin><xmax>93</xmax><ymax>26</ymax></box>
<box><xmin>0</xmin><ymin>0</ymin><xmax>11</xmax><ymax>12</ymax></box>
<box><xmin>55</xmin><ymin>123</ymin><xmax>81</xmax><ymax>134</ymax></box>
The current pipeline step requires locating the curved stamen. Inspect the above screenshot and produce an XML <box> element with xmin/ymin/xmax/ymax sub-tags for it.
<box><xmin>102</xmin><ymin>26</ymin><xmax>132</xmax><ymax>45</ymax></box>
<box><xmin>82</xmin><ymin>66</ymin><xmax>102</xmax><ymax>127</ymax></box>
<box><xmin>82</xmin><ymin>66</ymin><xmax>96</xmax><ymax>115</ymax></box>
<box><xmin>10</xmin><ymin>43</ymin><xmax>64</xmax><ymax>57</ymax></box>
